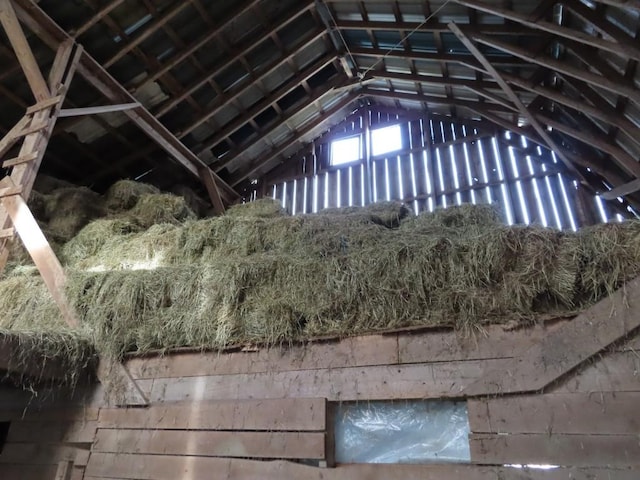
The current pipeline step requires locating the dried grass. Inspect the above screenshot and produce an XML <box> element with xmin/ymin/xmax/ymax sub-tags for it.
<box><xmin>4</xmin><ymin>180</ymin><xmax>640</xmax><ymax>384</ymax></box>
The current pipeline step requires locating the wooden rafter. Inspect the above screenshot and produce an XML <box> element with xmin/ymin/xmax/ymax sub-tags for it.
<box><xmin>12</xmin><ymin>0</ymin><xmax>238</xmax><ymax>210</ymax></box>
<box><xmin>449</xmin><ymin>22</ymin><xmax>586</xmax><ymax>181</ymax></box>
<box><xmin>454</xmin><ymin>0</ymin><xmax>640</xmax><ymax>61</ymax></box>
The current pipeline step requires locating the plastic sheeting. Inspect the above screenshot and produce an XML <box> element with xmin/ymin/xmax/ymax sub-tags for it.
<box><xmin>334</xmin><ymin>400</ymin><xmax>471</xmax><ymax>464</ymax></box>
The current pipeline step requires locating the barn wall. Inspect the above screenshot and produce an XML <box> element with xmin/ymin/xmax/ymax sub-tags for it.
<box><xmin>260</xmin><ymin>109</ymin><xmax>633</xmax><ymax>228</ymax></box>
<box><xmin>1</xmin><ymin>324</ymin><xmax>638</xmax><ymax>479</ymax></box>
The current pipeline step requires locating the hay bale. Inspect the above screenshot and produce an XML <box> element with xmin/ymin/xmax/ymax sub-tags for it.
<box><xmin>129</xmin><ymin>193</ymin><xmax>195</xmax><ymax>228</ymax></box>
<box><xmin>170</xmin><ymin>184</ymin><xmax>208</xmax><ymax>217</ymax></box>
<box><xmin>45</xmin><ymin>187</ymin><xmax>105</xmax><ymax>242</ymax></box>
<box><xmin>33</xmin><ymin>174</ymin><xmax>75</xmax><ymax>194</ymax></box>
<box><xmin>105</xmin><ymin>180</ymin><xmax>160</xmax><ymax>212</ymax></box>
<box><xmin>403</xmin><ymin>204</ymin><xmax>502</xmax><ymax>231</ymax></box>
<box><xmin>28</xmin><ymin>190</ymin><xmax>48</xmax><ymax>221</ymax></box>
<box><xmin>62</xmin><ymin>218</ymin><xmax>142</xmax><ymax>266</ymax></box>
<box><xmin>225</xmin><ymin>198</ymin><xmax>287</xmax><ymax>218</ymax></box>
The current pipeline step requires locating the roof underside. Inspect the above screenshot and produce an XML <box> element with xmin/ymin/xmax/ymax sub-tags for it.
<box><xmin>0</xmin><ymin>0</ymin><xmax>639</xmax><ymax>202</ymax></box>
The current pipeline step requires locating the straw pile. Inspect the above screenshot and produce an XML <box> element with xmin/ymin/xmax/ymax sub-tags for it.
<box><xmin>3</xmin><ymin>178</ymin><xmax>640</xmax><ymax>384</ymax></box>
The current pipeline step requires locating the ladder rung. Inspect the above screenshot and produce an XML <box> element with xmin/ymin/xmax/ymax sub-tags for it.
<box><xmin>2</xmin><ymin>152</ymin><xmax>39</xmax><ymax>168</ymax></box>
<box><xmin>0</xmin><ymin>186</ymin><xmax>22</xmax><ymax>198</ymax></box>
<box><xmin>25</xmin><ymin>95</ymin><xmax>63</xmax><ymax>115</ymax></box>
<box><xmin>0</xmin><ymin>228</ymin><xmax>15</xmax><ymax>239</ymax></box>
<box><xmin>16</xmin><ymin>121</ymin><xmax>50</xmax><ymax>138</ymax></box>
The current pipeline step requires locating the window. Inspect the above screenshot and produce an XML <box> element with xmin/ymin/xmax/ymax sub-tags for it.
<box><xmin>331</xmin><ymin>135</ymin><xmax>362</xmax><ymax>166</ymax></box>
<box><xmin>334</xmin><ymin>400</ymin><xmax>470</xmax><ymax>464</ymax></box>
<box><xmin>371</xmin><ymin>124</ymin><xmax>402</xmax><ymax>156</ymax></box>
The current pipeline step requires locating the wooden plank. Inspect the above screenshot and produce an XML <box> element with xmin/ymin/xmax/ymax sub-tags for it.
<box><xmin>58</xmin><ymin>102</ymin><xmax>140</xmax><ymax>117</ymax></box>
<box><xmin>25</xmin><ymin>95</ymin><xmax>63</xmax><ymax>114</ymax></box>
<box><xmin>140</xmin><ymin>358</ymin><xmax>508</xmax><ymax>403</ymax></box>
<box><xmin>93</xmin><ymin>429</ymin><xmax>326</xmax><ymax>460</ymax></box>
<box><xmin>7</xmin><ymin>420</ymin><xmax>97</xmax><ymax>444</ymax></box>
<box><xmin>0</xmin><ymin>407</ymin><xmax>99</xmax><ymax>423</ymax></box>
<box><xmin>98</xmin><ymin>398</ymin><xmax>326</xmax><ymax>431</ymax></box>
<box><xmin>0</xmin><ymin>227</ymin><xmax>14</xmax><ymax>239</ymax></box>
<box><xmin>125</xmin><ymin>334</ymin><xmax>398</xmax><ymax>380</ymax></box>
<box><xmin>398</xmin><ymin>322</ymin><xmax>568</xmax><ymax>364</ymax></box>
<box><xmin>0</xmin><ymin>0</ymin><xmax>50</xmax><ymax>100</ymax></box>
<box><xmin>552</xmin><ymin>351</ymin><xmax>640</xmax><ymax>393</ymax></box>
<box><xmin>83</xmin><ymin>455</ymin><xmax>640</xmax><ymax>480</ymax></box>
<box><xmin>462</xmin><ymin>276</ymin><xmax>640</xmax><ymax>396</ymax></box>
<box><xmin>468</xmin><ymin>392</ymin><xmax>640</xmax><ymax>435</ymax></box>
<box><xmin>0</xmin><ymin>185</ymin><xmax>22</xmax><ymax>198</ymax></box>
<box><xmin>2</xmin><ymin>151</ymin><xmax>38</xmax><ymax>168</ymax></box>
<box><xmin>0</xmin><ymin>178</ymin><xmax>78</xmax><ymax>327</ymax></box>
<box><xmin>470</xmin><ymin>433</ymin><xmax>640</xmax><ymax>467</ymax></box>
<box><xmin>601</xmin><ymin>179</ymin><xmax>640</xmax><ymax>200</ymax></box>
<box><xmin>55</xmin><ymin>460</ymin><xmax>73</xmax><ymax>480</ymax></box>
<box><xmin>15</xmin><ymin>120</ymin><xmax>50</xmax><ymax>138</ymax></box>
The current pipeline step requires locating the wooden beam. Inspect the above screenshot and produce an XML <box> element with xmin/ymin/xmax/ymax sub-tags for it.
<box><xmin>0</xmin><ymin>0</ymin><xmax>50</xmax><ymax>100</ymax></box>
<box><xmin>1</xmin><ymin>151</ymin><xmax>38</xmax><ymax>168</ymax></box>
<box><xmin>11</xmin><ymin>0</ymin><xmax>239</xmax><ymax>207</ymax></box>
<box><xmin>455</xmin><ymin>0</ymin><xmax>640</xmax><ymax>61</ymax></box>
<box><xmin>58</xmin><ymin>102</ymin><xmax>140</xmax><ymax>117</ymax></box>
<box><xmin>471</xmin><ymin>32</ymin><xmax>640</xmax><ymax>105</ymax></box>
<box><xmin>448</xmin><ymin>22</ymin><xmax>584</xmax><ymax>180</ymax></box>
<box><xmin>73</xmin><ymin>0</ymin><xmax>126</xmax><ymax>37</ymax></box>
<box><xmin>230</xmin><ymin>93</ymin><xmax>358</xmax><ymax>186</ymax></box>
<box><xmin>600</xmin><ymin>178</ymin><xmax>640</xmax><ymax>200</ymax></box>
<box><xmin>25</xmin><ymin>95</ymin><xmax>63</xmax><ymax>114</ymax></box>
<box><xmin>463</xmin><ymin>275</ymin><xmax>640</xmax><ymax>396</ymax></box>
<box><xmin>0</xmin><ymin>178</ymin><xmax>78</xmax><ymax>328</ymax></box>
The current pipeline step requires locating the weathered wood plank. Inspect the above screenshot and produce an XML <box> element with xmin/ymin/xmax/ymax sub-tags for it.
<box><xmin>98</xmin><ymin>398</ymin><xmax>326</xmax><ymax>431</ymax></box>
<box><xmin>463</xmin><ymin>276</ymin><xmax>640</xmax><ymax>396</ymax></box>
<box><xmin>126</xmin><ymin>334</ymin><xmax>398</xmax><ymax>380</ymax></box>
<box><xmin>468</xmin><ymin>392</ymin><xmax>640</xmax><ymax>435</ymax></box>
<box><xmin>7</xmin><ymin>420</ymin><xmax>96</xmax><ymax>444</ymax></box>
<box><xmin>470</xmin><ymin>433</ymin><xmax>640</xmax><ymax>467</ymax></box>
<box><xmin>552</xmin><ymin>352</ymin><xmax>640</xmax><ymax>393</ymax></box>
<box><xmin>140</xmin><ymin>358</ymin><xmax>508</xmax><ymax>403</ymax></box>
<box><xmin>398</xmin><ymin>322</ymin><xmax>567</xmax><ymax>364</ymax></box>
<box><xmin>0</xmin><ymin>407</ymin><xmax>100</xmax><ymax>422</ymax></box>
<box><xmin>83</xmin><ymin>455</ymin><xmax>640</xmax><ymax>480</ymax></box>
<box><xmin>93</xmin><ymin>429</ymin><xmax>326</xmax><ymax>460</ymax></box>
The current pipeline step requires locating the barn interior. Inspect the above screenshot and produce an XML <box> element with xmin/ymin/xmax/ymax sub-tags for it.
<box><xmin>0</xmin><ymin>0</ymin><xmax>640</xmax><ymax>479</ymax></box>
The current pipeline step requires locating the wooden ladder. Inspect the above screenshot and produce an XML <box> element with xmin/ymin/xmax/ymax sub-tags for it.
<box><xmin>0</xmin><ymin>38</ymin><xmax>82</xmax><ymax>329</ymax></box>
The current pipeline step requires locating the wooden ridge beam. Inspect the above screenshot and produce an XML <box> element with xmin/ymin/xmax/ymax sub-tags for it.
<box><xmin>463</xmin><ymin>275</ymin><xmax>640</xmax><ymax>396</ymax></box>
<box><xmin>12</xmin><ymin>0</ymin><xmax>239</xmax><ymax>209</ymax></box>
<box><xmin>455</xmin><ymin>0</ymin><xmax>640</xmax><ymax>61</ymax></box>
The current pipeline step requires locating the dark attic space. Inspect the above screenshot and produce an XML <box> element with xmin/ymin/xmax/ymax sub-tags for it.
<box><xmin>0</xmin><ymin>1</ymin><xmax>640</xmax><ymax>479</ymax></box>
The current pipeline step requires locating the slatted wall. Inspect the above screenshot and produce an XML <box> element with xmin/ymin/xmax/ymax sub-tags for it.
<box><xmin>263</xmin><ymin>111</ymin><xmax>633</xmax><ymax>229</ymax></box>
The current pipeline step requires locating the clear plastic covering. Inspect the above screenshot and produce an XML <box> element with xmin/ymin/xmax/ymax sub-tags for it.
<box><xmin>334</xmin><ymin>400</ymin><xmax>471</xmax><ymax>464</ymax></box>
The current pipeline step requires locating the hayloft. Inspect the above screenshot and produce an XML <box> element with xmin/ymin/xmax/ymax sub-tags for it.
<box><xmin>0</xmin><ymin>1</ymin><xmax>640</xmax><ymax>479</ymax></box>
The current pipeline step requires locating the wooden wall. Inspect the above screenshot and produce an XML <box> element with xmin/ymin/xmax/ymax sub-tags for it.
<box><xmin>1</xmin><ymin>281</ymin><xmax>639</xmax><ymax>479</ymax></box>
<box><xmin>260</xmin><ymin>107</ymin><xmax>632</xmax><ymax>228</ymax></box>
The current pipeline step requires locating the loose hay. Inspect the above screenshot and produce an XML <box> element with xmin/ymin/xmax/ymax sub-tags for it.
<box><xmin>4</xmin><ymin>178</ymin><xmax>640</xmax><ymax>384</ymax></box>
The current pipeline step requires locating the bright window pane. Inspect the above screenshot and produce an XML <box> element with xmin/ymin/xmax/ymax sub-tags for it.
<box><xmin>372</xmin><ymin>124</ymin><xmax>402</xmax><ymax>156</ymax></box>
<box><xmin>331</xmin><ymin>136</ymin><xmax>361</xmax><ymax>166</ymax></box>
